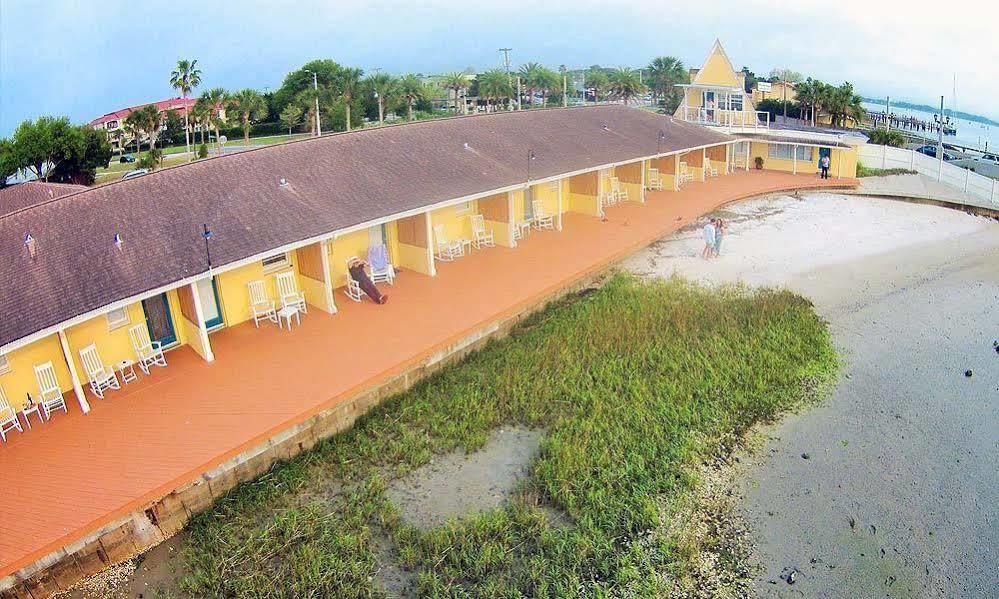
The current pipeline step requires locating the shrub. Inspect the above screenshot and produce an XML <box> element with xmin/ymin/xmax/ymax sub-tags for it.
<box><xmin>197</xmin><ymin>143</ymin><xmax>209</xmax><ymax>160</ymax></box>
<box><xmin>137</xmin><ymin>148</ymin><xmax>162</xmax><ymax>170</ymax></box>
<box><xmin>867</xmin><ymin>128</ymin><xmax>906</xmax><ymax>147</ymax></box>
<box><xmin>754</xmin><ymin>156</ymin><xmax>765</xmax><ymax>170</ymax></box>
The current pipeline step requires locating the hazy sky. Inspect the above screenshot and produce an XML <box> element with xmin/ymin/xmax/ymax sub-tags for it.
<box><xmin>2</xmin><ymin>0</ymin><xmax>997</xmax><ymax>135</ymax></box>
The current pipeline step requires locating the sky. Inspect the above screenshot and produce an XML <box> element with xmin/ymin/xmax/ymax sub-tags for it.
<box><xmin>2</xmin><ymin>0</ymin><xmax>998</xmax><ymax>135</ymax></box>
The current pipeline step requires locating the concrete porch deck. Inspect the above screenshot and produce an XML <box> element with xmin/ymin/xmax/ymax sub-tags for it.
<box><xmin>0</xmin><ymin>171</ymin><xmax>856</xmax><ymax>582</ymax></box>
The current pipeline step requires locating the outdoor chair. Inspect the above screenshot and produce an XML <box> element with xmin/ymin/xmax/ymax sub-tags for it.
<box><xmin>79</xmin><ymin>343</ymin><xmax>120</xmax><ymax>399</ymax></box>
<box><xmin>678</xmin><ymin>162</ymin><xmax>696</xmax><ymax>185</ymax></box>
<box><xmin>275</xmin><ymin>271</ymin><xmax>308</xmax><ymax>314</ymax></box>
<box><xmin>33</xmin><ymin>362</ymin><xmax>68</xmax><ymax>419</ymax></box>
<box><xmin>367</xmin><ymin>244</ymin><xmax>395</xmax><ymax>285</ymax></box>
<box><xmin>646</xmin><ymin>168</ymin><xmax>664</xmax><ymax>191</ymax></box>
<box><xmin>0</xmin><ymin>385</ymin><xmax>23</xmax><ymax>442</ymax></box>
<box><xmin>609</xmin><ymin>177</ymin><xmax>628</xmax><ymax>203</ymax></box>
<box><xmin>704</xmin><ymin>160</ymin><xmax>719</xmax><ymax>177</ymax></box>
<box><xmin>248</xmin><ymin>280</ymin><xmax>277</xmax><ymax>327</ymax></box>
<box><xmin>470</xmin><ymin>214</ymin><xmax>495</xmax><ymax>248</ymax></box>
<box><xmin>343</xmin><ymin>257</ymin><xmax>366</xmax><ymax>303</ymax></box>
<box><xmin>531</xmin><ymin>199</ymin><xmax>555</xmax><ymax>230</ymax></box>
<box><xmin>128</xmin><ymin>324</ymin><xmax>167</xmax><ymax>374</ymax></box>
<box><xmin>434</xmin><ymin>224</ymin><xmax>464</xmax><ymax>261</ymax></box>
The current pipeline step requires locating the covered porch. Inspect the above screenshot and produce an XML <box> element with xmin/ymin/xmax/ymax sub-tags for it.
<box><xmin>0</xmin><ymin>171</ymin><xmax>858</xmax><ymax>582</ymax></box>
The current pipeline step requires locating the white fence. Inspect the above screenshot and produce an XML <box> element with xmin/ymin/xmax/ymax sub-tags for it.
<box><xmin>858</xmin><ymin>144</ymin><xmax>999</xmax><ymax>208</ymax></box>
<box><xmin>676</xmin><ymin>106</ymin><xmax>770</xmax><ymax>130</ymax></box>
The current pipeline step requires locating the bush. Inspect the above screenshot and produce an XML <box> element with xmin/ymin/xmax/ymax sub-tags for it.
<box><xmin>856</xmin><ymin>162</ymin><xmax>916</xmax><ymax>177</ymax></box>
<box><xmin>754</xmin><ymin>156</ymin><xmax>765</xmax><ymax>170</ymax></box>
<box><xmin>197</xmin><ymin>143</ymin><xmax>209</xmax><ymax>160</ymax></box>
<box><xmin>757</xmin><ymin>98</ymin><xmax>800</xmax><ymax>120</ymax></box>
<box><xmin>137</xmin><ymin>148</ymin><xmax>162</xmax><ymax>170</ymax></box>
<box><xmin>866</xmin><ymin>128</ymin><xmax>906</xmax><ymax>147</ymax></box>
<box><xmin>218</xmin><ymin>121</ymin><xmax>286</xmax><ymax>140</ymax></box>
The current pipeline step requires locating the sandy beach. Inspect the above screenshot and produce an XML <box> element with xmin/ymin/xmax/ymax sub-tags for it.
<box><xmin>625</xmin><ymin>192</ymin><xmax>998</xmax><ymax>597</ymax></box>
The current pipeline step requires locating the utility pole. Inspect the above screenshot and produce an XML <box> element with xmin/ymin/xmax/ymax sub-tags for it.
<box><xmin>885</xmin><ymin>96</ymin><xmax>890</xmax><ymax>132</ymax></box>
<box><xmin>305</xmin><ymin>69</ymin><xmax>321</xmax><ymax>136</ymax></box>
<box><xmin>516</xmin><ymin>76</ymin><xmax>522</xmax><ymax>111</ymax></box>
<box><xmin>499</xmin><ymin>48</ymin><xmax>513</xmax><ymax>109</ymax></box>
<box><xmin>560</xmin><ymin>65</ymin><xmax>568</xmax><ymax>108</ymax></box>
<box><xmin>934</xmin><ymin>95</ymin><xmax>951</xmax><ymax>182</ymax></box>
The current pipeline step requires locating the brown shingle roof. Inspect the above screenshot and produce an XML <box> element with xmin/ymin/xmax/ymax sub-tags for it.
<box><xmin>0</xmin><ymin>105</ymin><xmax>731</xmax><ymax>348</ymax></box>
<box><xmin>0</xmin><ymin>182</ymin><xmax>88</xmax><ymax>217</ymax></box>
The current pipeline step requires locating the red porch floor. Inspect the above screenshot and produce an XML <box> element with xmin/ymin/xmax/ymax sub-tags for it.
<box><xmin>0</xmin><ymin>171</ymin><xmax>855</xmax><ymax>577</ymax></box>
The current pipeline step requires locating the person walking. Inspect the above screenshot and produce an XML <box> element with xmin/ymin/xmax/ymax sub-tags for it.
<box><xmin>701</xmin><ymin>218</ymin><xmax>717</xmax><ymax>259</ymax></box>
<box><xmin>713</xmin><ymin>219</ymin><xmax>725</xmax><ymax>257</ymax></box>
<box><xmin>819</xmin><ymin>154</ymin><xmax>831</xmax><ymax>179</ymax></box>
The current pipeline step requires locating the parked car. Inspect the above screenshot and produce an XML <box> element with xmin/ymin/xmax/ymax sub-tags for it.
<box><xmin>914</xmin><ymin>145</ymin><xmax>958</xmax><ymax>161</ymax></box>
<box><xmin>119</xmin><ymin>154</ymin><xmax>136</xmax><ymax>163</ymax></box>
<box><xmin>121</xmin><ymin>169</ymin><xmax>148</xmax><ymax>181</ymax></box>
<box><xmin>974</xmin><ymin>152</ymin><xmax>999</xmax><ymax>164</ymax></box>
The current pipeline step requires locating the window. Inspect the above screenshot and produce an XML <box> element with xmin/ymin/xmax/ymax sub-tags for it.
<box><xmin>261</xmin><ymin>252</ymin><xmax>290</xmax><ymax>272</ymax></box>
<box><xmin>106</xmin><ymin>306</ymin><xmax>131</xmax><ymax>330</ymax></box>
<box><xmin>0</xmin><ymin>354</ymin><xmax>9</xmax><ymax>375</ymax></box>
<box><xmin>768</xmin><ymin>144</ymin><xmax>813</xmax><ymax>161</ymax></box>
<box><xmin>548</xmin><ymin>181</ymin><xmax>559</xmax><ymax>193</ymax></box>
<box><xmin>729</xmin><ymin>94</ymin><xmax>744</xmax><ymax>112</ymax></box>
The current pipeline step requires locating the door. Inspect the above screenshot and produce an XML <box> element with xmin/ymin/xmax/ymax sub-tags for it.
<box><xmin>197</xmin><ymin>277</ymin><xmax>224</xmax><ymax>329</ymax></box>
<box><xmin>141</xmin><ymin>293</ymin><xmax>177</xmax><ymax>347</ymax></box>
<box><xmin>702</xmin><ymin>91</ymin><xmax>716</xmax><ymax>122</ymax></box>
<box><xmin>819</xmin><ymin>147</ymin><xmax>831</xmax><ymax>169</ymax></box>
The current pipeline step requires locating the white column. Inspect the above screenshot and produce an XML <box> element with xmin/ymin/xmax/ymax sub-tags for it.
<box><xmin>964</xmin><ymin>168</ymin><xmax>971</xmax><ymax>192</ymax></box>
<box><xmin>188</xmin><ymin>281</ymin><xmax>215</xmax><ymax>363</ymax></box>
<box><xmin>507</xmin><ymin>191</ymin><xmax>518</xmax><ymax>244</ymax></box>
<box><xmin>792</xmin><ymin>145</ymin><xmax>797</xmax><ymax>175</ymax></box>
<box><xmin>556</xmin><ymin>179</ymin><xmax>564</xmax><ymax>230</ymax></box>
<box><xmin>882</xmin><ymin>144</ymin><xmax>887</xmax><ymax>169</ymax></box>
<box><xmin>745</xmin><ymin>143</ymin><xmax>750</xmax><ymax>171</ymax></box>
<box><xmin>639</xmin><ymin>162</ymin><xmax>646</xmax><ymax>203</ymax></box>
<box><xmin>674</xmin><ymin>154</ymin><xmax>680</xmax><ymax>191</ymax></box>
<box><xmin>909</xmin><ymin>149</ymin><xmax>916</xmax><ymax>170</ymax></box>
<box><xmin>725</xmin><ymin>144</ymin><xmax>731</xmax><ymax>174</ymax></box>
<box><xmin>319</xmin><ymin>239</ymin><xmax>337</xmax><ymax>314</ymax></box>
<box><xmin>424</xmin><ymin>211</ymin><xmax>437</xmax><ymax>276</ymax></box>
<box><xmin>701</xmin><ymin>149</ymin><xmax>707</xmax><ymax>181</ymax></box>
<box><xmin>837</xmin><ymin>149</ymin><xmax>843</xmax><ymax>179</ymax></box>
<box><xmin>58</xmin><ymin>329</ymin><xmax>90</xmax><ymax>413</ymax></box>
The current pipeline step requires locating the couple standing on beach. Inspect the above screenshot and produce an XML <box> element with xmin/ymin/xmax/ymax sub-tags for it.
<box><xmin>701</xmin><ymin>218</ymin><xmax>726</xmax><ymax>259</ymax></box>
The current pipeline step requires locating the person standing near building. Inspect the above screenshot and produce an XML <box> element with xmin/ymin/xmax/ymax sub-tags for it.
<box><xmin>702</xmin><ymin>218</ymin><xmax>717</xmax><ymax>259</ymax></box>
<box><xmin>819</xmin><ymin>154</ymin><xmax>831</xmax><ymax>179</ymax></box>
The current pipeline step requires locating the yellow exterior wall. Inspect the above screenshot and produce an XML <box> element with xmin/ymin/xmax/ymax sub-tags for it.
<box><xmin>397</xmin><ymin>243</ymin><xmax>431</xmax><ymax>275</ymax></box>
<box><xmin>216</xmin><ymin>256</ymin><xmax>298</xmax><ymax>327</ymax></box>
<box><xmin>530</xmin><ymin>181</ymin><xmax>560</xmax><ymax>218</ymax></box>
<box><xmin>0</xmin><ymin>334</ymin><xmax>72</xmax><ymax>411</ymax></box>
<box><xmin>511</xmin><ymin>190</ymin><xmax>525</xmax><ymax>225</ymax></box>
<box><xmin>692</xmin><ymin>43</ymin><xmax>740</xmax><ymax>88</ymax></box>
<box><xmin>749</xmin><ymin>141</ymin><xmax>858</xmax><ymax>178</ymax></box>
<box><xmin>331</xmin><ymin>229</ymin><xmax>371</xmax><ymax>288</ymax></box>
<box><xmin>64</xmin><ymin>302</ymin><xmax>146</xmax><ymax>385</ymax></box>
<box><xmin>165</xmin><ymin>289</ymin><xmax>190</xmax><ymax>347</ymax></box>
<box><xmin>431</xmin><ymin>202</ymin><xmax>478</xmax><ymax>245</ymax></box>
<box><xmin>567</xmin><ymin>193</ymin><xmax>601</xmax><ymax>216</ymax></box>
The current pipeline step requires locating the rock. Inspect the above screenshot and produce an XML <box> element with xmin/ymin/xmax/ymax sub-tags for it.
<box><xmin>801</xmin><ymin>453</ymin><xmax>810</xmax><ymax>460</ymax></box>
<box><xmin>786</xmin><ymin>569</ymin><xmax>798</xmax><ymax>584</ymax></box>
<box><xmin>870</xmin><ymin>524</ymin><xmax>877</xmax><ymax>535</ymax></box>
<box><xmin>965</xmin><ymin>370</ymin><xmax>973</xmax><ymax>377</ymax></box>
<box><xmin>848</xmin><ymin>516</ymin><xmax>856</xmax><ymax>529</ymax></box>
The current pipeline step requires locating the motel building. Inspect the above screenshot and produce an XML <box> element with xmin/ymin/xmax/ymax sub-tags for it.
<box><xmin>0</xmin><ymin>46</ymin><xmax>863</xmax><ymax>596</ymax></box>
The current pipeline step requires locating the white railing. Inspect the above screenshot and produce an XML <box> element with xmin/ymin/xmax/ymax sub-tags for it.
<box><xmin>677</xmin><ymin>106</ymin><xmax>770</xmax><ymax>130</ymax></box>
<box><xmin>858</xmin><ymin>144</ymin><xmax>999</xmax><ymax>208</ymax></box>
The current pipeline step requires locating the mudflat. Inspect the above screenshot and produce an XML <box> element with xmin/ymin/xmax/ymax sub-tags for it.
<box><xmin>626</xmin><ymin>192</ymin><xmax>998</xmax><ymax>597</ymax></box>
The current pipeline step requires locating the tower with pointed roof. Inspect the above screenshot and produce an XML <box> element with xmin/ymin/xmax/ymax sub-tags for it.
<box><xmin>674</xmin><ymin>39</ymin><xmax>763</xmax><ymax>129</ymax></box>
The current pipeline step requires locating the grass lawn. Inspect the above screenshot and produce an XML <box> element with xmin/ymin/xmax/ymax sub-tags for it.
<box><xmin>176</xmin><ymin>275</ymin><xmax>837</xmax><ymax>597</ymax></box>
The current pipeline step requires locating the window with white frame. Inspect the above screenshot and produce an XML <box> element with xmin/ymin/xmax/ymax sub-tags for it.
<box><xmin>729</xmin><ymin>93</ymin><xmax>744</xmax><ymax>112</ymax></box>
<box><xmin>106</xmin><ymin>306</ymin><xmax>131</xmax><ymax>330</ymax></box>
<box><xmin>768</xmin><ymin>144</ymin><xmax>813</xmax><ymax>161</ymax></box>
<box><xmin>261</xmin><ymin>252</ymin><xmax>290</xmax><ymax>272</ymax></box>
<box><xmin>0</xmin><ymin>354</ymin><xmax>9</xmax><ymax>375</ymax></box>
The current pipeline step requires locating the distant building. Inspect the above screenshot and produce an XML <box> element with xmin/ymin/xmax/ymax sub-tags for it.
<box><xmin>89</xmin><ymin>97</ymin><xmax>223</xmax><ymax>152</ymax></box>
<box><xmin>752</xmin><ymin>80</ymin><xmax>796</xmax><ymax>105</ymax></box>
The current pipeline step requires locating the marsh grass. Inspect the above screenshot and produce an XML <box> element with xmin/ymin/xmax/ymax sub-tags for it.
<box><xmin>178</xmin><ymin>275</ymin><xmax>837</xmax><ymax>597</ymax></box>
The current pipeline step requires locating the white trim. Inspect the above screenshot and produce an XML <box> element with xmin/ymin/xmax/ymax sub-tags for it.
<box><xmin>556</xmin><ymin>179</ymin><xmax>564</xmax><ymax>230</ymax></box>
<box><xmin>0</xmin><ymin>142</ymin><xmax>736</xmax><ymax>355</ymax></box>
<box><xmin>0</xmin><ymin>354</ymin><xmax>10</xmax><ymax>375</ymax></box>
<box><xmin>58</xmin><ymin>329</ymin><xmax>90</xmax><ymax>413</ymax></box>
<box><xmin>319</xmin><ymin>239</ymin><xmax>337</xmax><ymax>314</ymax></box>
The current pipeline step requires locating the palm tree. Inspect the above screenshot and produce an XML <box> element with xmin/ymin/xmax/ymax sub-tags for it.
<box><xmin>535</xmin><ymin>66</ymin><xmax>560</xmax><ymax>107</ymax></box>
<box><xmin>795</xmin><ymin>78</ymin><xmax>823</xmax><ymax>126</ymax></box>
<box><xmin>338</xmin><ymin>67</ymin><xmax>363</xmax><ymax>131</ymax></box>
<box><xmin>169</xmin><ymin>59</ymin><xmax>202</xmax><ymax>159</ymax></box>
<box><xmin>226</xmin><ymin>88</ymin><xmax>266</xmax><ymax>147</ymax></box>
<box><xmin>200</xmin><ymin>87</ymin><xmax>228</xmax><ymax>153</ymax></box>
<box><xmin>124</xmin><ymin>104</ymin><xmax>161</xmax><ymax>152</ymax></box>
<box><xmin>438</xmin><ymin>71</ymin><xmax>470</xmax><ymax>115</ymax></box>
<box><xmin>364</xmin><ymin>73</ymin><xmax>399</xmax><ymax>124</ymax></box>
<box><xmin>607</xmin><ymin>68</ymin><xmax>646</xmax><ymax>105</ymax></box>
<box><xmin>191</xmin><ymin>97</ymin><xmax>212</xmax><ymax>146</ymax></box>
<box><xmin>647</xmin><ymin>56</ymin><xmax>687</xmax><ymax>111</ymax></box>
<box><xmin>518</xmin><ymin>62</ymin><xmax>543</xmax><ymax>107</ymax></box>
<box><xmin>398</xmin><ymin>75</ymin><xmax>434</xmax><ymax>121</ymax></box>
<box><xmin>476</xmin><ymin>69</ymin><xmax>513</xmax><ymax>112</ymax></box>
<box><xmin>585</xmin><ymin>68</ymin><xmax>609</xmax><ymax>104</ymax></box>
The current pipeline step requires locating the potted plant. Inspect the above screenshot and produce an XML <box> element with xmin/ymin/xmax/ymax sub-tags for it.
<box><xmin>754</xmin><ymin>156</ymin><xmax>764</xmax><ymax>170</ymax></box>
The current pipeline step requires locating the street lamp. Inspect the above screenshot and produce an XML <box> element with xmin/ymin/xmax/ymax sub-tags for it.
<box><xmin>657</xmin><ymin>131</ymin><xmax>666</xmax><ymax>155</ymax></box>
<box><xmin>304</xmin><ymin>69</ymin><xmax>321</xmax><ymax>136</ymax></box>
<box><xmin>933</xmin><ymin>95</ymin><xmax>951</xmax><ymax>180</ymax></box>
<box><xmin>202</xmin><ymin>224</ymin><xmax>214</xmax><ymax>269</ymax></box>
<box><xmin>526</xmin><ymin>149</ymin><xmax>536</xmax><ymax>182</ymax></box>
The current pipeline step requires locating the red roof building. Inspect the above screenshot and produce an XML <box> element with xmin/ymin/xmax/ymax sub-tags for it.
<box><xmin>88</xmin><ymin>97</ymin><xmax>197</xmax><ymax>129</ymax></box>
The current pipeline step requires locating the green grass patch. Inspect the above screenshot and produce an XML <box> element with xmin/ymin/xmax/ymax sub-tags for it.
<box><xmin>856</xmin><ymin>163</ymin><xmax>917</xmax><ymax>178</ymax></box>
<box><xmin>178</xmin><ymin>275</ymin><xmax>837</xmax><ymax>597</ymax></box>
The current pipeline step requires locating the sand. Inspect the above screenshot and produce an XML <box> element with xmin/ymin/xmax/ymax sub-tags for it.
<box><xmin>626</xmin><ymin>192</ymin><xmax>998</xmax><ymax>598</ymax></box>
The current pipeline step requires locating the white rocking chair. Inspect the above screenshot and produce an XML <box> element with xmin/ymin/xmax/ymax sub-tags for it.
<box><xmin>646</xmin><ymin>167</ymin><xmax>664</xmax><ymax>191</ymax></box>
<box><xmin>704</xmin><ymin>159</ymin><xmax>719</xmax><ymax>177</ymax></box>
<box><xmin>609</xmin><ymin>176</ymin><xmax>629</xmax><ymax>203</ymax></box>
<box><xmin>128</xmin><ymin>324</ymin><xmax>167</xmax><ymax>374</ymax></box>
<box><xmin>531</xmin><ymin>199</ymin><xmax>554</xmax><ymax>230</ymax></box>
<box><xmin>367</xmin><ymin>244</ymin><xmax>395</xmax><ymax>285</ymax></box>
<box><xmin>0</xmin><ymin>385</ymin><xmax>23</xmax><ymax>442</ymax></box>
<box><xmin>434</xmin><ymin>224</ymin><xmax>464</xmax><ymax>261</ymax></box>
<box><xmin>248</xmin><ymin>280</ymin><xmax>277</xmax><ymax>327</ymax></box>
<box><xmin>34</xmin><ymin>361</ymin><xmax>68</xmax><ymax>419</ymax></box>
<box><xmin>470</xmin><ymin>214</ymin><xmax>494</xmax><ymax>248</ymax></box>
<box><xmin>275</xmin><ymin>271</ymin><xmax>307</xmax><ymax>314</ymax></box>
<box><xmin>343</xmin><ymin>257</ymin><xmax>366</xmax><ymax>303</ymax></box>
<box><xmin>79</xmin><ymin>343</ymin><xmax>120</xmax><ymax>399</ymax></box>
<box><xmin>678</xmin><ymin>162</ymin><xmax>696</xmax><ymax>185</ymax></box>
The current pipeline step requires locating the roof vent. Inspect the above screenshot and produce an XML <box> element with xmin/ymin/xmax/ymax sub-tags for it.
<box><xmin>114</xmin><ymin>233</ymin><xmax>124</xmax><ymax>252</ymax></box>
<box><xmin>24</xmin><ymin>233</ymin><xmax>37</xmax><ymax>260</ymax></box>
<box><xmin>47</xmin><ymin>189</ymin><xmax>54</xmax><ymax>199</ymax></box>
<box><xmin>463</xmin><ymin>142</ymin><xmax>470</xmax><ymax>150</ymax></box>
<box><xmin>279</xmin><ymin>177</ymin><xmax>289</xmax><ymax>187</ymax></box>
<box><xmin>602</xmin><ymin>124</ymin><xmax>609</xmax><ymax>131</ymax></box>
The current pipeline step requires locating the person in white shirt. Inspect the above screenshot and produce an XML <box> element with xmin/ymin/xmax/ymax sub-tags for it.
<box><xmin>702</xmin><ymin>218</ymin><xmax>717</xmax><ymax>259</ymax></box>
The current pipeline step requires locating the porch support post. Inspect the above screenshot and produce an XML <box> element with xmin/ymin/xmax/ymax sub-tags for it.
<box><xmin>745</xmin><ymin>143</ymin><xmax>750</xmax><ymax>171</ymax></box>
<box><xmin>792</xmin><ymin>145</ymin><xmax>798</xmax><ymax>175</ymax></box>
<box><xmin>556</xmin><ymin>179</ymin><xmax>564</xmax><ymax>230</ymax></box>
<box><xmin>320</xmin><ymin>238</ymin><xmax>337</xmax><ymax>314</ymax></box>
<box><xmin>58</xmin><ymin>329</ymin><xmax>90</xmax><ymax>413</ymax></box>
<box><xmin>674</xmin><ymin>154</ymin><xmax>680</xmax><ymax>191</ymax></box>
<box><xmin>837</xmin><ymin>149</ymin><xmax>843</xmax><ymax>179</ymax></box>
<box><xmin>639</xmin><ymin>162</ymin><xmax>646</xmax><ymax>203</ymax></box>
<box><xmin>188</xmin><ymin>281</ymin><xmax>215</xmax><ymax>363</ymax></box>
<box><xmin>424</xmin><ymin>211</ymin><xmax>437</xmax><ymax>276</ymax></box>
<box><xmin>701</xmin><ymin>148</ymin><xmax>707</xmax><ymax>181</ymax></box>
